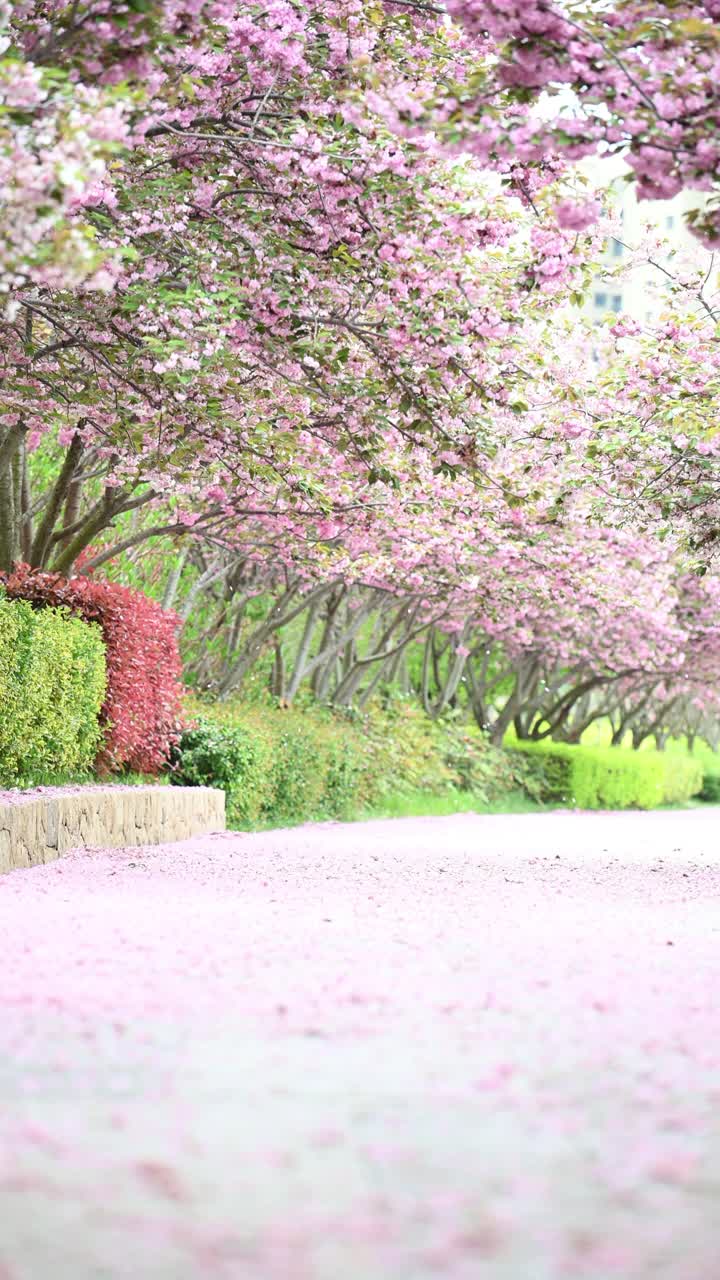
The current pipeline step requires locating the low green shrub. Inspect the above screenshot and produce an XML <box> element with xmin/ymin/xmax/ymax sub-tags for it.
<box><xmin>171</xmin><ymin>696</ymin><xmax>706</xmax><ymax>827</ymax></box>
<box><xmin>697</xmin><ymin>751</ymin><xmax>720</xmax><ymax>802</ymax></box>
<box><xmin>268</xmin><ymin>718</ymin><xmax>330</xmax><ymax>824</ymax></box>
<box><xmin>170</xmin><ymin>711</ymin><xmax>339</xmax><ymax>827</ymax></box>
<box><xmin>169</xmin><ymin>719</ymin><xmax>273</xmax><ymax>826</ymax></box>
<box><xmin>700</xmin><ymin>773</ymin><xmax>720</xmax><ymax>802</ymax></box>
<box><xmin>312</xmin><ymin>728</ymin><xmax>364</xmax><ymax>818</ymax></box>
<box><xmin>0</xmin><ymin>594</ymin><xmax>106</xmax><ymax>784</ymax></box>
<box><xmin>510</xmin><ymin>738</ymin><xmax>703</xmax><ymax>809</ymax></box>
<box><xmin>172</xmin><ymin>695</ymin><xmax>526</xmax><ymax>829</ymax></box>
<box><xmin>358</xmin><ymin>702</ymin><xmax>529</xmax><ymax>805</ymax></box>
<box><xmin>660</xmin><ymin>751</ymin><xmax>704</xmax><ymax>806</ymax></box>
<box><xmin>358</xmin><ymin>699</ymin><xmax>457</xmax><ymax>798</ymax></box>
<box><xmin>438</xmin><ymin>721</ymin><xmax>528</xmax><ymax>803</ymax></box>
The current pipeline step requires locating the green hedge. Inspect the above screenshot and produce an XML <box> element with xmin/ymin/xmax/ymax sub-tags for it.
<box><xmin>695</xmin><ymin>750</ymin><xmax>720</xmax><ymax>802</ymax></box>
<box><xmin>509</xmin><ymin>739</ymin><xmax>703</xmax><ymax>809</ymax></box>
<box><xmin>170</xmin><ymin>697</ymin><xmax>527</xmax><ymax>829</ymax></box>
<box><xmin>0</xmin><ymin>595</ymin><xmax>107</xmax><ymax>784</ymax></box>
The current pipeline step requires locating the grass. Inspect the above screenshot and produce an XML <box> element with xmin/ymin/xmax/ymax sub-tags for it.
<box><xmin>346</xmin><ymin>788</ymin><xmax>543</xmax><ymax>822</ymax></box>
<box><xmin>352</xmin><ymin>789</ymin><xmax>714</xmax><ymax>824</ymax></box>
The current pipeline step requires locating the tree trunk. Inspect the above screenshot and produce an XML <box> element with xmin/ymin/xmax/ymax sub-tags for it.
<box><xmin>285</xmin><ymin>601</ymin><xmax>321</xmax><ymax>703</ymax></box>
<box><xmin>0</xmin><ymin>427</ymin><xmax>24</xmax><ymax>570</ymax></box>
<box><xmin>20</xmin><ymin>443</ymin><xmax>32</xmax><ymax>561</ymax></box>
<box><xmin>162</xmin><ymin>546</ymin><xmax>188</xmax><ymax>609</ymax></box>
<box><xmin>271</xmin><ymin>638</ymin><xmax>286</xmax><ymax>701</ymax></box>
<box><xmin>30</xmin><ymin>433</ymin><xmax>85</xmax><ymax>568</ymax></box>
<box><xmin>488</xmin><ymin>693</ymin><xmax>521</xmax><ymax>746</ymax></box>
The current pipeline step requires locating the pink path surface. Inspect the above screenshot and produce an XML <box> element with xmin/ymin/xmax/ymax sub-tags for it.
<box><xmin>1</xmin><ymin>809</ymin><xmax>720</xmax><ymax>1279</ymax></box>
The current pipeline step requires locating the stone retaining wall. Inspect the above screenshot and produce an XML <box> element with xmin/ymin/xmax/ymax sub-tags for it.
<box><xmin>0</xmin><ymin>785</ymin><xmax>225</xmax><ymax>875</ymax></box>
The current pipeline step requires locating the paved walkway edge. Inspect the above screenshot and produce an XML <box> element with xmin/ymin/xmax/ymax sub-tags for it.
<box><xmin>0</xmin><ymin>786</ymin><xmax>225</xmax><ymax>874</ymax></box>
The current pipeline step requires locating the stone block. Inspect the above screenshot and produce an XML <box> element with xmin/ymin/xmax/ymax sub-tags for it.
<box><xmin>0</xmin><ymin>786</ymin><xmax>225</xmax><ymax>874</ymax></box>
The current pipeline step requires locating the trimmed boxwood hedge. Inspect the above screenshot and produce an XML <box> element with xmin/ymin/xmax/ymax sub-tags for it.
<box><xmin>694</xmin><ymin>750</ymin><xmax>720</xmax><ymax>802</ymax></box>
<box><xmin>0</xmin><ymin>594</ymin><xmax>106</xmax><ymax>784</ymax></box>
<box><xmin>509</xmin><ymin>739</ymin><xmax>703</xmax><ymax>810</ymax></box>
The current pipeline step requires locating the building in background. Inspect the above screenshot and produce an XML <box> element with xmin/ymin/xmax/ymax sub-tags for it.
<box><xmin>583</xmin><ymin>158</ymin><xmax>704</xmax><ymax>326</ymax></box>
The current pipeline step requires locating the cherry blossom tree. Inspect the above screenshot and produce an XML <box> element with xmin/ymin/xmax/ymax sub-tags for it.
<box><xmin>502</xmin><ymin>233</ymin><xmax>720</xmax><ymax>557</ymax></box>
<box><xmin>444</xmin><ymin>1</ymin><xmax>720</xmax><ymax>243</ymax></box>
<box><xmin>4</xmin><ymin>0</ymin><xmax>720</xmax><ymax>754</ymax></box>
<box><xmin>1</xmin><ymin>0</ymin><xmax>599</xmax><ymax>571</ymax></box>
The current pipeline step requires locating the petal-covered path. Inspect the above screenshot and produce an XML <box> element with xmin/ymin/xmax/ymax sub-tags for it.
<box><xmin>1</xmin><ymin>810</ymin><xmax>719</xmax><ymax>1280</ymax></box>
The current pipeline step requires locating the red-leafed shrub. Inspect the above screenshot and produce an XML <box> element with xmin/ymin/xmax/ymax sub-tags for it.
<box><xmin>0</xmin><ymin>566</ymin><xmax>184</xmax><ymax>775</ymax></box>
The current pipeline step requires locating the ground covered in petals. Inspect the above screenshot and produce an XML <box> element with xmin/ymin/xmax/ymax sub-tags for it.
<box><xmin>1</xmin><ymin>810</ymin><xmax>719</xmax><ymax>1280</ymax></box>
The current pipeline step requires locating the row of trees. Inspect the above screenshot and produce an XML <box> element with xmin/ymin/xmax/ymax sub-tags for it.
<box><xmin>3</xmin><ymin>1</ymin><xmax>720</xmax><ymax>752</ymax></box>
<box><xmin>136</xmin><ymin>535</ymin><xmax>717</xmax><ymax>751</ymax></box>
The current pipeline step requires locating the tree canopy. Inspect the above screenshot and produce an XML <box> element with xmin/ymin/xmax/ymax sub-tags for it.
<box><xmin>3</xmin><ymin>0</ymin><xmax>720</xmax><ymax>746</ymax></box>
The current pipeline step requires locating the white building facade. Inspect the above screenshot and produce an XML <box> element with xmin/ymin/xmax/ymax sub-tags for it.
<box><xmin>583</xmin><ymin>158</ymin><xmax>704</xmax><ymax>326</ymax></box>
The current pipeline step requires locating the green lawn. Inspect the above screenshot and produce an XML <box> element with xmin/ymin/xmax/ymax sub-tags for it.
<box><xmin>348</xmin><ymin>788</ymin><xmax>542</xmax><ymax>822</ymax></box>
